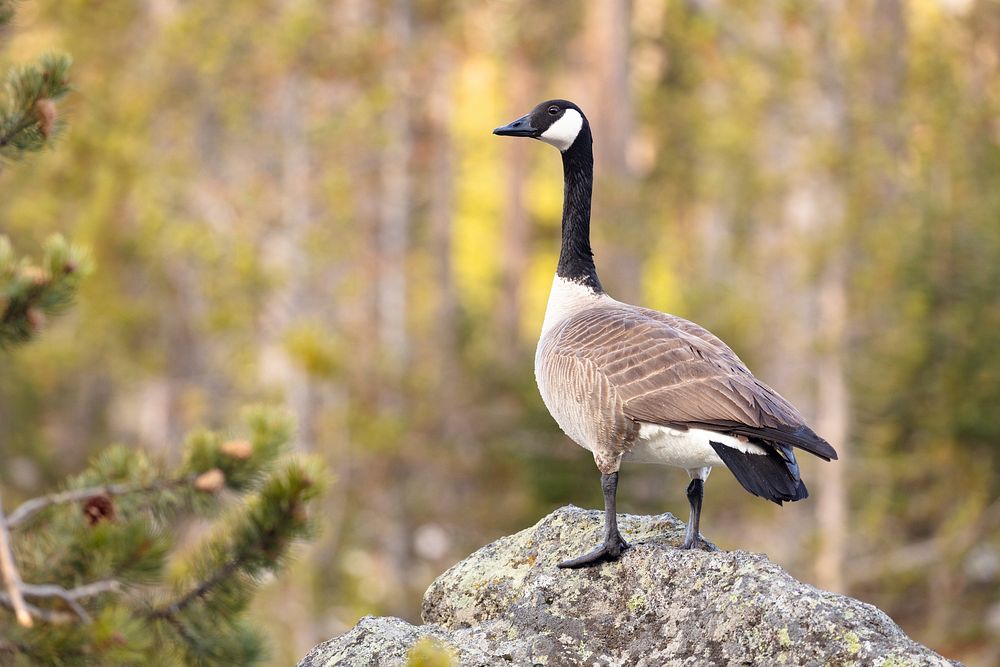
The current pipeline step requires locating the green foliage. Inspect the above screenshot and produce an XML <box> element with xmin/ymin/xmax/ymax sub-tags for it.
<box><xmin>0</xmin><ymin>234</ymin><xmax>92</xmax><ymax>348</ymax></box>
<box><xmin>0</xmin><ymin>0</ymin><xmax>82</xmax><ymax>351</ymax></box>
<box><xmin>0</xmin><ymin>1</ymin><xmax>15</xmax><ymax>30</ymax></box>
<box><xmin>0</xmin><ymin>52</ymin><xmax>71</xmax><ymax>163</ymax></box>
<box><xmin>1</xmin><ymin>407</ymin><xmax>328</xmax><ymax>666</ymax></box>
<box><xmin>181</xmin><ymin>406</ymin><xmax>293</xmax><ymax>493</ymax></box>
<box><xmin>154</xmin><ymin>457</ymin><xmax>324</xmax><ymax>665</ymax></box>
<box><xmin>0</xmin><ymin>3</ymin><xmax>329</xmax><ymax>664</ymax></box>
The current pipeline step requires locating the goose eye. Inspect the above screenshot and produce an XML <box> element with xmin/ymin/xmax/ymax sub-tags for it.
<box><xmin>547</xmin><ymin>105</ymin><xmax>560</xmax><ymax>115</ymax></box>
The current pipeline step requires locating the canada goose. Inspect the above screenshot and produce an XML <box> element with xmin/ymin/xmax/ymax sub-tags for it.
<box><xmin>494</xmin><ymin>100</ymin><xmax>838</xmax><ymax>568</ymax></box>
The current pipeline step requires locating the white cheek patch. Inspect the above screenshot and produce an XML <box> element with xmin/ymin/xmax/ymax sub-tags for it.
<box><xmin>540</xmin><ymin>109</ymin><xmax>584</xmax><ymax>151</ymax></box>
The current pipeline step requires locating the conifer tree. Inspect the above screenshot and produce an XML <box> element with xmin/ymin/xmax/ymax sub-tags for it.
<box><xmin>0</xmin><ymin>233</ymin><xmax>90</xmax><ymax>347</ymax></box>
<box><xmin>0</xmin><ymin>0</ymin><xmax>79</xmax><ymax>346</ymax></box>
<box><xmin>0</xmin><ymin>408</ymin><xmax>327</xmax><ymax>665</ymax></box>
<box><xmin>1</xmin><ymin>4</ymin><xmax>328</xmax><ymax>664</ymax></box>
<box><xmin>0</xmin><ymin>0</ymin><xmax>70</xmax><ymax>165</ymax></box>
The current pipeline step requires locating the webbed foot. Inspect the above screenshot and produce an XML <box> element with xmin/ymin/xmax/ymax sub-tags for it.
<box><xmin>557</xmin><ymin>534</ymin><xmax>629</xmax><ymax>568</ymax></box>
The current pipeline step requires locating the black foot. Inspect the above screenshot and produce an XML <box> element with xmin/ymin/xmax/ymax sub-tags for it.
<box><xmin>557</xmin><ymin>535</ymin><xmax>629</xmax><ymax>569</ymax></box>
<box><xmin>679</xmin><ymin>533</ymin><xmax>705</xmax><ymax>550</ymax></box>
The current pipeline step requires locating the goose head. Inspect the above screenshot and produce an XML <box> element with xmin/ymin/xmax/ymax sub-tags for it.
<box><xmin>493</xmin><ymin>99</ymin><xmax>589</xmax><ymax>153</ymax></box>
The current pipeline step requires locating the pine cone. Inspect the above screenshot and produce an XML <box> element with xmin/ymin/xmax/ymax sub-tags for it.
<box><xmin>221</xmin><ymin>439</ymin><xmax>253</xmax><ymax>460</ymax></box>
<box><xmin>83</xmin><ymin>495</ymin><xmax>115</xmax><ymax>525</ymax></box>
<box><xmin>194</xmin><ymin>468</ymin><xmax>226</xmax><ymax>493</ymax></box>
<box><xmin>34</xmin><ymin>98</ymin><xmax>57</xmax><ymax>138</ymax></box>
<box><xmin>19</xmin><ymin>265</ymin><xmax>48</xmax><ymax>286</ymax></box>
<box><xmin>25</xmin><ymin>307</ymin><xmax>46</xmax><ymax>332</ymax></box>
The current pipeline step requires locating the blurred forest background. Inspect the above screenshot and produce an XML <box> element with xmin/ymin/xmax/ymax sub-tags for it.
<box><xmin>1</xmin><ymin>0</ymin><xmax>999</xmax><ymax>664</ymax></box>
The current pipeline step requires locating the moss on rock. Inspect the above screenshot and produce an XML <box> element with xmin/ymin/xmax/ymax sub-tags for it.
<box><xmin>300</xmin><ymin>506</ymin><xmax>960</xmax><ymax>667</ymax></box>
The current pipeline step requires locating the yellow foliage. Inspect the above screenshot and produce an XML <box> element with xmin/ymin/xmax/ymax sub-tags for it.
<box><xmin>406</xmin><ymin>637</ymin><xmax>457</xmax><ymax>667</ymax></box>
<box><xmin>284</xmin><ymin>325</ymin><xmax>341</xmax><ymax>379</ymax></box>
<box><xmin>454</xmin><ymin>56</ymin><xmax>503</xmax><ymax>315</ymax></box>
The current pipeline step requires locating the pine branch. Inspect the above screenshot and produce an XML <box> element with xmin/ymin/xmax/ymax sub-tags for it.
<box><xmin>0</xmin><ymin>235</ymin><xmax>92</xmax><ymax>348</ymax></box>
<box><xmin>6</xmin><ymin>476</ymin><xmax>194</xmax><ymax>529</ymax></box>
<box><xmin>1</xmin><ymin>492</ymin><xmax>121</xmax><ymax>627</ymax></box>
<box><xmin>0</xmin><ymin>593</ymin><xmax>74</xmax><ymax>625</ymax></box>
<box><xmin>0</xmin><ymin>52</ymin><xmax>71</xmax><ymax>163</ymax></box>
<box><xmin>1</xmin><ymin>410</ymin><xmax>324</xmax><ymax>662</ymax></box>
<box><xmin>0</xmin><ymin>493</ymin><xmax>32</xmax><ymax>627</ymax></box>
<box><xmin>0</xmin><ymin>638</ymin><xmax>32</xmax><ymax>658</ymax></box>
<box><xmin>18</xmin><ymin>579</ymin><xmax>121</xmax><ymax>624</ymax></box>
<box><xmin>147</xmin><ymin>558</ymin><xmax>242</xmax><ymax>621</ymax></box>
<box><xmin>0</xmin><ymin>490</ymin><xmax>32</xmax><ymax>628</ymax></box>
<box><xmin>148</xmin><ymin>459</ymin><xmax>324</xmax><ymax>657</ymax></box>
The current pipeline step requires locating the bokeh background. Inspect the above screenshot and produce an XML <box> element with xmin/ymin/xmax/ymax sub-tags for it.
<box><xmin>2</xmin><ymin>0</ymin><xmax>999</xmax><ymax>664</ymax></box>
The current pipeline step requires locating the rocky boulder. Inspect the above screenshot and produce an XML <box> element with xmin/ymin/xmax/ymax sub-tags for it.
<box><xmin>300</xmin><ymin>506</ymin><xmax>958</xmax><ymax>666</ymax></box>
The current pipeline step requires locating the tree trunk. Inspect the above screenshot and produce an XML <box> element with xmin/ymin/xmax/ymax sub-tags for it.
<box><xmin>496</xmin><ymin>56</ymin><xmax>535</xmax><ymax>365</ymax></box>
<box><xmin>378</xmin><ymin>0</ymin><xmax>414</xmax><ymax>618</ymax></box>
<box><xmin>586</xmin><ymin>0</ymin><xmax>640</xmax><ymax>303</ymax></box>
<box><xmin>428</xmin><ymin>47</ymin><xmax>464</xmax><ymax>440</ymax></box>
<box><xmin>814</xmin><ymin>257</ymin><xmax>849</xmax><ymax>592</ymax></box>
<box><xmin>811</xmin><ymin>2</ymin><xmax>851</xmax><ymax>593</ymax></box>
<box><xmin>259</xmin><ymin>71</ymin><xmax>313</xmax><ymax>451</ymax></box>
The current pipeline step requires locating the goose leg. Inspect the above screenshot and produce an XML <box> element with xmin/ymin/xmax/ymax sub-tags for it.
<box><xmin>680</xmin><ymin>476</ymin><xmax>705</xmax><ymax>550</ymax></box>
<box><xmin>558</xmin><ymin>472</ymin><xmax>629</xmax><ymax>568</ymax></box>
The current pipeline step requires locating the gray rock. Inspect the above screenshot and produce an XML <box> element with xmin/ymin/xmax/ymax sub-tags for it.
<box><xmin>297</xmin><ymin>616</ymin><xmax>491</xmax><ymax>667</ymax></box>
<box><xmin>301</xmin><ymin>506</ymin><xmax>959</xmax><ymax>667</ymax></box>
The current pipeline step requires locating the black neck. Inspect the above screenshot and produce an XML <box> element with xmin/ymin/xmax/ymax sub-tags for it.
<box><xmin>556</xmin><ymin>127</ymin><xmax>602</xmax><ymax>293</ymax></box>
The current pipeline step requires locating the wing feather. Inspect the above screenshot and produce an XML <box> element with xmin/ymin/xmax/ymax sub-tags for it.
<box><xmin>548</xmin><ymin>305</ymin><xmax>838</xmax><ymax>461</ymax></box>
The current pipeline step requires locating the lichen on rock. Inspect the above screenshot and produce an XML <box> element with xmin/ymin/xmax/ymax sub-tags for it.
<box><xmin>300</xmin><ymin>506</ymin><xmax>959</xmax><ymax>667</ymax></box>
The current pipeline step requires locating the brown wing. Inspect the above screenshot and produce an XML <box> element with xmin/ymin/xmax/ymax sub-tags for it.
<box><xmin>550</xmin><ymin>305</ymin><xmax>838</xmax><ymax>460</ymax></box>
<box><xmin>633</xmin><ymin>307</ymin><xmax>744</xmax><ymax>359</ymax></box>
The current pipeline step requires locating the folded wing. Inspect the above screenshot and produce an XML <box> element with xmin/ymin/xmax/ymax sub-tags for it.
<box><xmin>551</xmin><ymin>305</ymin><xmax>839</xmax><ymax>462</ymax></box>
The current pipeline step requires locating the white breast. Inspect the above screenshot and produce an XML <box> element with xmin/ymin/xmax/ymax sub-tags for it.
<box><xmin>539</xmin><ymin>275</ymin><xmax>614</xmax><ymax>336</ymax></box>
<box><xmin>534</xmin><ymin>276</ymin><xmax>614</xmax><ymax>452</ymax></box>
<box><xmin>624</xmin><ymin>423</ymin><xmax>767</xmax><ymax>469</ymax></box>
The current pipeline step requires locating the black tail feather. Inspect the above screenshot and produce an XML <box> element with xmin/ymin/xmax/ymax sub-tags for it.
<box><xmin>709</xmin><ymin>440</ymin><xmax>808</xmax><ymax>504</ymax></box>
<box><xmin>677</xmin><ymin>421</ymin><xmax>838</xmax><ymax>461</ymax></box>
